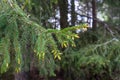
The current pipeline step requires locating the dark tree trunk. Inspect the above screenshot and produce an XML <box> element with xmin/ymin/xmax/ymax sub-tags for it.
<box><xmin>92</xmin><ymin>0</ymin><xmax>97</xmax><ymax>31</ymax></box>
<box><xmin>58</xmin><ymin>0</ymin><xmax>68</xmax><ymax>29</ymax></box>
<box><xmin>86</xmin><ymin>0</ymin><xmax>90</xmax><ymax>24</ymax></box>
<box><xmin>86</xmin><ymin>0</ymin><xmax>89</xmax><ymax>23</ymax></box>
<box><xmin>71</xmin><ymin>0</ymin><xmax>76</xmax><ymax>26</ymax></box>
<box><xmin>91</xmin><ymin>0</ymin><xmax>98</xmax><ymax>42</ymax></box>
<box><xmin>53</xmin><ymin>1</ymin><xmax>69</xmax><ymax>80</ymax></box>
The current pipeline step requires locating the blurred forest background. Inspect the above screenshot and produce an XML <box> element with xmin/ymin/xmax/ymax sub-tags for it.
<box><xmin>0</xmin><ymin>0</ymin><xmax>120</xmax><ymax>80</ymax></box>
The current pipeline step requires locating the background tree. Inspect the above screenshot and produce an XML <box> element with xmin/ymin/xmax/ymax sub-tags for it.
<box><xmin>58</xmin><ymin>0</ymin><xmax>68</xmax><ymax>29</ymax></box>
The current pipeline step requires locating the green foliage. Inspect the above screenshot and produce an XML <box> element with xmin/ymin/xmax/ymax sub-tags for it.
<box><xmin>17</xmin><ymin>0</ymin><xmax>56</xmax><ymax>27</ymax></box>
<box><xmin>104</xmin><ymin>0</ymin><xmax>120</xmax><ymax>7</ymax></box>
<box><xmin>0</xmin><ymin>0</ymin><xmax>86</xmax><ymax>76</ymax></box>
<box><xmin>60</xmin><ymin>37</ymin><xmax>120</xmax><ymax>80</ymax></box>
